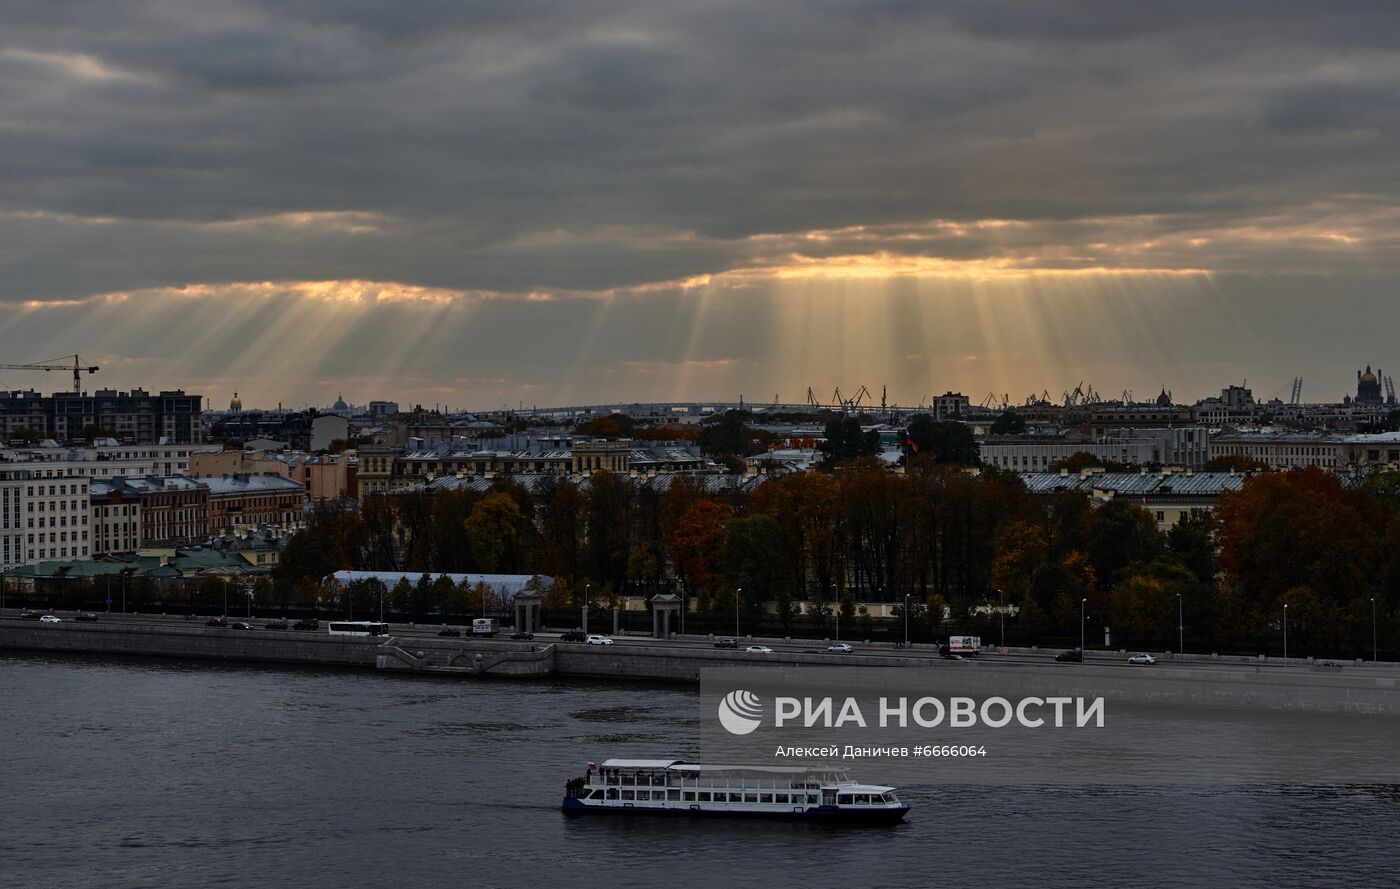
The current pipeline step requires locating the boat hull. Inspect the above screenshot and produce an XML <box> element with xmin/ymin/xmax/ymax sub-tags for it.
<box><xmin>561</xmin><ymin>798</ymin><xmax>909</xmax><ymax>824</ymax></box>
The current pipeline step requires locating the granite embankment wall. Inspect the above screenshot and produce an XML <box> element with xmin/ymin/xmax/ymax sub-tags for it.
<box><xmin>0</xmin><ymin>620</ymin><xmax>378</xmax><ymax>667</ymax></box>
<box><xmin>6</xmin><ymin>622</ymin><xmax>1400</xmax><ymax>715</ymax></box>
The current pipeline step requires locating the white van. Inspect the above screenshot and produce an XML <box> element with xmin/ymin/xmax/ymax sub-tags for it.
<box><xmin>472</xmin><ymin>618</ymin><xmax>499</xmax><ymax>637</ymax></box>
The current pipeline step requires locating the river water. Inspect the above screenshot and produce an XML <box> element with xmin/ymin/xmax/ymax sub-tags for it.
<box><xmin>3</xmin><ymin>653</ymin><xmax>1397</xmax><ymax>888</ymax></box>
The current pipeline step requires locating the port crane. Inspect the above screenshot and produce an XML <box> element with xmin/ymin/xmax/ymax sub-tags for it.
<box><xmin>0</xmin><ymin>355</ymin><xmax>99</xmax><ymax>394</ymax></box>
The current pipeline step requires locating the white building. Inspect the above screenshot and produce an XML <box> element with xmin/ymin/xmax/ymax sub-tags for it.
<box><xmin>981</xmin><ymin>427</ymin><xmax>1210</xmax><ymax>472</ymax></box>
<box><xmin>24</xmin><ymin>474</ymin><xmax>90</xmax><ymax>563</ymax></box>
<box><xmin>0</xmin><ymin>467</ymin><xmax>27</xmax><ymax>571</ymax></box>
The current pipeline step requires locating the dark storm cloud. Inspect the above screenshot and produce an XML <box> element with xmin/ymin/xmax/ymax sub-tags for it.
<box><xmin>1</xmin><ymin>0</ymin><xmax>1398</xmax><ymax>302</ymax></box>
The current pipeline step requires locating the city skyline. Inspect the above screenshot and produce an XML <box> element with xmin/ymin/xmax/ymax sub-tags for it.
<box><xmin>2</xmin><ymin>2</ymin><xmax>1398</xmax><ymax>407</ymax></box>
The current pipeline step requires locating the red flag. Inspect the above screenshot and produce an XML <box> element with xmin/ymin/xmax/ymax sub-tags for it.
<box><xmin>906</xmin><ymin>436</ymin><xmax>919</xmax><ymax>454</ymax></box>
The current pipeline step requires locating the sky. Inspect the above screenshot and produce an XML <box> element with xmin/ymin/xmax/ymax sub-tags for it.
<box><xmin>1</xmin><ymin>1</ymin><xmax>1398</xmax><ymax>411</ymax></box>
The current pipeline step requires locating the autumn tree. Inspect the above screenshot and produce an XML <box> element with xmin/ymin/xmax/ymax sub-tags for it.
<box><xmin>464</xmin><ymin>491</ymin><xmax>524</xmax><ymax>573</ymax></box>
<box><xmin>670</xmin><ymin>497</ymin><xmax>733</xmax><ymax>614</ymax></box>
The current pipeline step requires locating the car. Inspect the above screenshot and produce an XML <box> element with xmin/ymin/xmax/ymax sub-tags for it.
<box><xmin>39</xmin><ymin>614</ymin><xmax>61</xmax><ymax>624</ymax></box>
<box><xmin>205</xmin><ymin>617</ymin><xmax>227</xmax><ymax>627</ymax></box>
<box><xmin>559</xmin><ymin>629</ymin><xmax>587</xmax><ymax>642</ymax></box>
<box><xmin>746</xmin><ymin>645</ymin><xmax>773</xmax><ymax>653</ymax></box>
<box><xmin>292</xmin><ymin>620</ymin><xmax>319</xmax><ymax>631</ymax></box>
<box><xmin>1055</xmin><ymin>649</ymin><xmax>1083</xmax><ymax>663</ymax></box>
<box><xmin>585</xmin><ymin>634</ymin><xmax>613</xmax><ymax>646</ymax></box>
<box><xmin>74</xmin><ymin>612</ymin><xmax>99</xmax><ymax>622</ymax></box>
<box><xmin>1127</xmin><ymin>653</ymin><xmax>1157</xmax><ymax>665</ymax></box>
<box><xmin>714</xmin><ymin>638</ymin><xmax>738</xmax><ymax>649</ymax></box>
<box><xmin>229</xmin><ymin>621</ymin><xmax>253</xmax><ymax>630</ymax></box>
<box><xmin>437</xmin><ymin>627</ymin><xmax>462</xmax><ymax>637</ymax></box>
<box><xmin>19</xmin><ymin>610</ymin><xmax>41</xmax><ymax>620</ymax></box>
<box><xmin>826</xmin><ymin>643</ymin><xmax>853</xmax><ymax>653</ymax></box>
<box><xmin>264</xmin><ymin>620</ymin><xmax>289</xmax><ymax>630</ymax></box>
<box><xmin>1314</xmin><ymin>660</ymin><xmax>1344</xmax><ymax>671</ymax></box>
<box><xmin>511</xmin><ymin>631</ymin><xmax>535</xmax><ymax>641</ymax></box>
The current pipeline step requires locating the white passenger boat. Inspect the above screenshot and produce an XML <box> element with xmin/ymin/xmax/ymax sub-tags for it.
<box><xmin>562</xmin><ymin>759</ymin><xmax>910</xmax><ymax>823</ymax></box>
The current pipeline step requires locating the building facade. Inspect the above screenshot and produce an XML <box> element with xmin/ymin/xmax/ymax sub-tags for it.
<box><xmin>0</xmin><ymin>467</ymin><xmax>27</xmax><ymax>570</ymax></box>
<box><xmin>90</xmin><ymin>481</ymin><xmax>143</xmax><ymax>556</ymax></box>
<box><xmin>24</xmin><ymin>475</ymin><xmax>91</xmax><ymax>562</ymax></box>
<box><xmin>119</xmin><ymin>477</ymin><xmax>210</xmax><ymax>546</ymax></box>
<box><xmin>204</xmin><ymin>474</ymin><xmax>308</xmax><ymax>535</ymax></box>
<box><xmin>0</xmin><ymin>389</ymin><xmax>205</xmax><ymax>444</ymax></box>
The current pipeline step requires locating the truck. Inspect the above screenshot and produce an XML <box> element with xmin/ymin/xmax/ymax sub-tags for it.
<box><xmin>939</xmin><ymin>635</ymin><xmax>981</xmax><ymax>657</ymax></box>
<box><xmin>472</xmin><ymin>618</ymin><xmax>499</xmax><ymax>637</ymax></box>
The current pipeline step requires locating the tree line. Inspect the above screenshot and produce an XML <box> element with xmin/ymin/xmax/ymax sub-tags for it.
<box><xmin>271</xmin><ymin>457</ymin><xmax>1400</xmax><ymax>656</ymax></box>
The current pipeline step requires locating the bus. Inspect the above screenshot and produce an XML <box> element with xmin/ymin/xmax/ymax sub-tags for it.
<box><xmin>327</xmin><ymin>621</ymin><xmax>389</xmax><ymax>637</ymax></box>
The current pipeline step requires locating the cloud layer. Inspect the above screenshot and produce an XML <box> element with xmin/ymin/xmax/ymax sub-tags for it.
<box><xmin>2</xmin><ymin>1</ymin><xmax>1398</xmax><ymax>405</ymax></box>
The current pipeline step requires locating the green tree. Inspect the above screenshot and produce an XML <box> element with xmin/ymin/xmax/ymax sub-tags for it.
<box><xmin>820</xmin><ymin>417</ymin><xmax>880</xmax><ymax>467</ymax></box>
<box><xmin>1086</xmin><ymin>499</ymin><xmax>1164</xmax><ymax>584</ymax></box>
<box><xmin>990</xmin><ymin>412</ymin><xmax>1027</xmax><ymax>435</ymax></box>
<box><xmin>723</xmin><ymin>514</ymin><xmax>785</xmax><ymax>618</ymax></box>
<box><xmin>905</xmin><ymin>415</ymin><xmax>979</xmax><ymax>465</ymax></box>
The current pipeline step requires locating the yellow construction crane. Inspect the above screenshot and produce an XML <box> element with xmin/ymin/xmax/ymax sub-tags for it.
<box><xmin>0</xmin><ymin>355</ymin><xmax>99</xmax><ymax>394</ymax></box>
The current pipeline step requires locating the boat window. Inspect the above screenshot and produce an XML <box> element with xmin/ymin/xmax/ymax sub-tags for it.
<box><xmin>683</xmin><ymin>792</ymin><xmax>695</xmax><ymax>801</ymax></box>
<box><xmin>856</xmin><ymin>794</ymin><xmax>871</xmax><ymax>805</ymax></box>
<box><xmin>698</xmin><ymin>792</ymin><xmax>711</xmax><ymax>802</ymax></box>
<box><xmin>606</xmin><ymin>788</ymin><xmax>619</xmax><ymax>800</ymax></box>
<box><xmin>744</xmin><ymin>793</ymin><xmax>758</xmax><ymax>803</ymax></box>
<box><xmin>883</xmin><ymin>792</ymin><xmax>898</xmax><ymax>803</ymax></box>
<box><xmin>728</xmin><ymin>793</ymin><xmax>742</xmax><ymax>803</ymax></box>
<box><xmin>621</xmin><ymin>774</ymin><xmax>635</xmax><ymax>786</ymax></box>
<box><xmin>760</xmin><ymin>794</ymin><xmax>773</xmax><ymax>804</ymax></box>
<box><xmin>621</xmin><ymin>790</ymin><xmax>635</xmax><ymax>801</ymax></box>
<box><xmin>837</xmin><ymin>794</ymin><xmax>853</xmax><ymax>805</ymax></box>
<box><xmin>775</xmin><ymin>794</ymin><xmax>788</xmax><ymax>804</ymax></box>
<box><xmin>668</xmin><ymin>789</ymin><xmax>681</xmax><ymax>801</ymax></box>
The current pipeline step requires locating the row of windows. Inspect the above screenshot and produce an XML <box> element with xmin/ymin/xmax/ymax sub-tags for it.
<box><xmin>32</xmin><ymin>547</ymin><xmax>86</xmax><ymax>559</ymax></box>
<box><xmin>592</xmin><ymin>788</ymin><xmax>822</xmax><ymax>804</ymax></box>
<box><xmin>29</xmin><ymin>516</ymin><xmax>89</xmax><ymax>528</ymax></box>
<box><xmin>28</xmin><ymin>531</ymin><xmax>88</xmax><ymax>544</ymax></box>
<box><xmin>26</xmin><ymin>484</ymin><xmax>89</xmax><ymax>496</ymax></box>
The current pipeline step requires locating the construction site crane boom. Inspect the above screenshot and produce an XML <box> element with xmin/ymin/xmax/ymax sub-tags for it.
<box><xmin>0</xmin><ymin>354</ymin><xmax>99</xmax><ymax>394</ymax></box>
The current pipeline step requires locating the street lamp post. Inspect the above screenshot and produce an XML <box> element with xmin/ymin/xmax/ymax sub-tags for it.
<box><xmin>1371</xmin><ymin>597</ymin><xmax>1378</xmax><ymax>663</ymax></box>
<box><xmin>583</xmin><ymin>583</ymin><xmax>590</xmax><ymax>634</ymax></box>
<box><xmin>1080</xmin><ymin>597</ymin><xmax>1087</xmax><ymax>663</ymax></box>
<box><xmin>246</xmin><ymin>588</ymin><xmax>253</xmax><ymax>619</ymax></box>
<box><xmin>735</xmin><ymin>587</ymin><xmax>742</xmax><ymax>641</ymax></box>
<box><xmin>904</xmin><ymin>593</ymin><xmax>910</xmax><ymax>649</ymax></box>
<box><xmin>1177</xmin><ymin>593</ymin><xmax>1183</xmax><ymax>656</ymax></box>
<box><xmin>378</xmin><ymin>584</ymin><xmax>384</xmax><ymax>624</ymax></box>
<box><xmin>1283</xmin><ymin>603</ymin><xmax>1288</xmax><ymax>663</ymax></box>
<box><xmin>223</xmin><ymin>582</ymin><xmax>228</xmax><ymax>617</ymax></box>
<box><xmin>679</xmin><ymin>580</ymin><xmax>686</xmax><ymax>637</ymax></box>
<box><xmin>997</xmin><ymin>588</ymin><xmax>1004</xmax><ymax>651</ymax></box>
